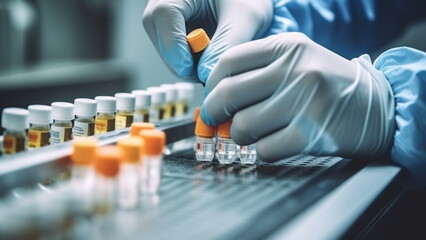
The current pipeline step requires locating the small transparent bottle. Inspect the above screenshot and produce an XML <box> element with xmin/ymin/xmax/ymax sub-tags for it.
<box><xmin>131</xmin><ymin>90</ymin><xmax>151</xmax><ymax>123</ymax></box>
<box><xmin>94</xmin><ymin>96</ymin><xmax>116</xmax><ymax>134</ymax></box>
<box><xmin>147</xmin><ymin>87</ymin><xmax>166</xmax><ymax>124</ymax></box>
<box><xmin>174</xmin><ymin>82</ymin><xmax>194</xmax><ymax>118</ymax></box>
<box><xmin>73</xmin><ymin>98</ymin><xmax>97</xmax><ymax>137</ymax></box>
<box><xmin>92</xmin><ymin>145</ymin><xmax>120</xmax><ymax>215</ymax></box>
<box><xmin>114</xmin><ymin>93</ymin><xmax>135</xmax><ymax>129</ymax></box>
<box><xmin>117</xmin><ymin>137</ymin><xmax>144</xmax><ymax>209</ymax></box>
<box><xmin>139</xmin><ymin>129</ymin><xmax>166</xmax><ymax>194</ymax></box>
<box><xmin>50</xmin><ymin>102</ymin><xmax>74</xmax><ymax>144</ymax></box>
<box><xmin>130</xmin><ymin>122</ymin><xmax>155</xmax><ymax>137</ymax></box>
<box><xmin>1</xmin><ymin>108</ymin><xmax>28</xmax><ymax>154</ymax></box>
<box><xmin>217</xmin><ymin>120</ymin><xmax>238</xmax><ymax>164</ymax></box>
<box><xmin>27</xmin><ymin>105</ymin><xmax>52</xmax><ymax>149</ymax></box>
<box><xmin>160</xmin><ymin>84</ymin><xmax>178</xmax><ymax>120</ymax></box>
<box><xmin>194</xmin><ymin>116</ymin><xmax>216</xmax><ymax>162</ymax></box>
<box><xmin>239</xmin><ymin>144</ymin><xmax>257</xmax><ymax>165</ymax></box>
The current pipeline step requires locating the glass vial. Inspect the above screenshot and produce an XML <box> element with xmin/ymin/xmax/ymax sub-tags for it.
<box><xmin>147</xmin><ymin>87</ymin><xmax>166</xmax><ymax>124</ymax></box>
<box><xmin>217</xmin><ymin>120</ymin><xmax>238</xmax><ymax>164</ymax></box>
<box><xmin>131</xmin><ymin>90</ymin><xmax>151</xmax><ymax>123</ymax></box>
<box><xmin>117</xmin><ymin>137</ymin><xmax>144</xmax><ymax>209</ymax></box>
<box><xmin>73</xmin><ymin>98</ymin><xmax>96</xmax><ymax>137</ymax></box>
<box><xmin>94</xmin><ymin>96</ymin><xmax>116</xmax><ymax>134</ymax></box>
<box><xmin>160</xmin><ymin>84</ymin><xmax>178</xmax><ymax>120</ymax></box>
<box><xmin>174</xmin><ymin>82</ymin><xmax>194</xmax><ymax>118</ymax></box>
<box><xmin>194</xmin><ymin>116</ymin><xmax>216</xmax><ymax>162</ymax></box>
<box><xmin>139</xmin><ymin>129</ymin><xmax>166</xmax><ymax>194</ymax></box>
<box><xmin>114</xmin><ymin>93</ymin><xmax>135</xmax><ymax>129</ymax></box>
<box><xmin>92</xmin><ymin>146</ymin><xmax>120</xmax><ymax>215</ymax></box>
<box><xmin>239</xmin><ymin>144</ymin><xmax>257</xmax><ymax>165</ymax></box>
<box><xmin>50</xmin><ymin>102</ymin><xmax>74</xmax><ymax>144</ymax></box>
<box><xmin>28</xmin><ymin>105</ymin><xmax>52</xmax><ymax>149</ymax></box>
<box><xmin>1</xmin><ymin>108</ymin><xmax>28</xmax><ymax>154</ymax></box>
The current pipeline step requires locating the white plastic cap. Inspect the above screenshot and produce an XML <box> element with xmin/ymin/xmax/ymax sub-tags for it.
<box><xmin>74</xmin><ymin>98</ymin><xmax>97</xmax><ymax>116</ymax></box>
<box><xmin>175</xmin><ymin>82</ymin><xmax>194</xmax><ymax>101</ymax></box>
<box><xmin>160</xmin><ymin>84</ymin><xmax>178</xmax><ymax>102</ymax></box>
<box><xmin>131</xmin><ymin>90</ymin><xmax>151</xmax><ymax>108</ymax></box>
<box><xmin>114</xmin><ymin>93</ymin><xmax>135</xmax><ymax>111</ymax></box>
<box><xmin>1</xmin><ymin>107</ymin><xmax>29</xmax><ymax>130</ymax></box>
<box><xmin>147</xmin><ymin>87</ymin><xmax>167</xmax><ymax>105</ymax></box>
<box><xmin>28</xmin><ymin>105</ymin><xmax>52</xmax><ymax>124</ymax></box>
<box><xmin>51</xmin><ymin>102</ymin><xmax>74</xmax><ymax>121</ymax></box>
<box><xmin>95</xmin><ymin>96</ymin><xmax>116</xmax><ymax>113</ymax></box>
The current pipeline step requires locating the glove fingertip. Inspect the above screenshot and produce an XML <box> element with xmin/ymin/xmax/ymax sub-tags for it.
<box><xmin>200</xmin><ymin>107</ymin><xmax>217</xmax><ymax>126</ymax></box>
<box><xmin>197</xmin><ymin>63</ymin><xmax>212</xmax><ymax>84</ymax></box>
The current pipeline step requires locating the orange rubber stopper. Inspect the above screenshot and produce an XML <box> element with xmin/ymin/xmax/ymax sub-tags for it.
<box><xmin>217</xmin><ymin>119</ymin><xmax>232</xmax><ymax>138</ymax></box>
<box><xmin>186</xmin><ymin>28</ymin><xmax>210</xmax><ymax>53</ymax></box>
<box><xmin>94</xmin><ymin>145</ymin><xmax>120</xmax><ymax>177</ymax></box>
<box><xmin>71</xmin><ymin>137</ymin><xmax>98</xmax><ymax>165</ymax></box>
<box><xmin>130</xmin><ymin>122</ymin><xmax>155</xmax><ymax>137</ymax></box>
<box><xmin>193</xmin><ymin>107</ymin><xmax>201</xmax><ymax>122</ymax></box>
<box><xmin>139</xmin><ymin>129</ymin><xmax>166</xmax><ymax>155</ymax></box>
<box><xmin>195</xmin><ymin>116</ymin><xmax>216</xmax><ymax>138</ymax></box>
<box><xmin>117</xmin><ymin>137</ymin><xmax>144</xmax><ymax>163</ymax></box>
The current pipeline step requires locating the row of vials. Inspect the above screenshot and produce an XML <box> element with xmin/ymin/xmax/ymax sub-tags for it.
<box><xmin>0</xmin><ymin>82</ymin><xmax>194</xmax><ymax>155</ymax></box>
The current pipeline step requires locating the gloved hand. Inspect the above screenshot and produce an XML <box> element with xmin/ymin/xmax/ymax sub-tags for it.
<box><xmin>201</xmin><ymin>32</ymin><xmax>396</xmax><ymax>161</ymax></box>
<box><xmin>143</xmin><ymin>0</ymin><xmax>273</xmax><ymax>83</ymax></box>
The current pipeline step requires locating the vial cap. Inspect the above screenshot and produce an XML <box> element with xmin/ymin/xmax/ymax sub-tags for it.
<box><xmin>195</xmin><ymin>116</ymin><xmax>216</xmax><ymax>138</ymax></box>
<box><xmin>51</xmin><ymin>102</ymin><xmax>74</xmax><ymax>121</ymax></box>
<box><xmin>28</xmin><ymin>105</ymin><xmax>52</xmax><ymax>124</ymax></box>
<box><xmin>175</xmin><ymin>82</ymin><xmax>194</xmax><ymax>101</ymax></box>
<box><xmin>71</xmin><ymin>137</ymin><xmax>97</xmax><ymax>166</ymax></box>
<box><xmin>1</xmin><ymin>107</ymin><xmax>29</xmax><ymax>130</ymax></box>
<box><xmin>193</xmin><ymin>107</ymin><xmax>201</xmax><ymax>121</ymax></box>
<box><xmin>94</xmin><ymin>145</ymin><xmax>120</xmax><ymax>177</ymax></box>
<box><xmin>139</xmin><ymin>129</ymin><xmax>166</xmax><ymax>155</ymax></box>
<box><xmin>146</xmin><ymin>87</ymin><xmax>166</xmax><ymax>105</ymax></box>
<box><xmin>117</xmin><ymin>137</ymin><xmax>144</xmax><ymax>163</ymax></box>
<box><xmin>217</xmin><ymin>119</ymin><xmax>232</xmax><ymax>138</ymax></box>
<box><xmin>95</xmin><ymin>96</ymin><xmax>116</xmax><ymax>113</ymax></box>
<box><xmin>186</xmin><ymin>28</ymin><xmax>210</xmax><ymax>53</ymax></box>
<box><xmin>74</xmin><ymin>98</ymin><xmax>97</xmax><ymax>116</ymax></box>
<box><xmin>114</xmin><ymin>93</ymin><xmax>136</xmax><ymax>111</ymax></box>
<box><xmin>130</xmin><ymin>122</ymin><xmax>155</xmax><ymax>137</ymax></box>
<box><xmin>160</xmin><ymin>84</ymin><xmax>178</xmax><ymax>102</ymax></box>
<box><xmin>131</xmin><ymin>90</ymin><xmax>151</xmax><ymax>108</ymax></box>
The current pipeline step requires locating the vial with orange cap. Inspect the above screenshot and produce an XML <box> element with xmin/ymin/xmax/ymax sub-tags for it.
<box><xmin>92</xmin><ymin>145</ymin><xmax>120</xmax><ymax>215</ymax></box>
<box><xmin>217</xmin><ymin>120</ymin><xmax>238</xmax><ymax>164</ymax></box>
<box><xmin>139</xmin><ymin>129</ymin><xmax>166</xmax><ymax>194</ymax></box>
<box><xmin>130</xmin><ymin>122</ymin><xmax>155</xmax><ymax>137</ymax></box>
<box><xmin>194</xmin><ymin>116</ymin><xmax>216</xmax><ymax>162</ymax></box>
<box><xmin>187</xmin><ymin>28</ymin><xmax>210</xmax><ymax>65</ymax></box>
<box><xmin>117</xmin><ymin>137</ymin><xmax>144</xmax><ymax>209</ymax></box>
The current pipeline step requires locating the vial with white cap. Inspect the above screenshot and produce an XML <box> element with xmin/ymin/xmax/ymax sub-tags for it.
<box><xmin>131</xmin><ymin>90</ymin><xmax>151</xmax><ymax>123</ymax></box>
<box><xmin>147</xmin><ymin>87</ymin><xmax>166</xmax><ymax>124</ymax></box>
<box><xmin>1</xmin><ymin>108</ymin><xmax>28</xmax><ymax>154</ymax></box>
<box><xmin>94</xmin><ymin>96</ymin><xmax>116</xmax><ymax>134</ymax></box>
<box><xmin>160</xmin><ymin>84</ymin><xmax>178</xmax><ymax>120</ymax></box>
<box><xmin>174</xmin><ymin>82</ymin><xmax>194</xmax><ymax>117</ymax></box>
<box><xmin>50</xmin><ymin>102</ymin><xmax>74</xmax><ymax>144</ymax></box>
<box><xmin>114</xmin><ymin>93</ymin><xmax>135</xmax><ymax>129</ymax></box>
<box><xmin>73</xmin><ymin>98</ymin><xmax>97</xmax><ymax>137</ymax></box>
<box><xmin>28</xmin><ymin>105</ymin><xmax>52</xmax><ymax>149</ymax></box>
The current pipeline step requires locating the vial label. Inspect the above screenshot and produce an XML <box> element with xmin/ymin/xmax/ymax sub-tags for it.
<box><xmin>95</xmin><ymin>118</ymin><xmax>115</xmax><ymax>134</ymax></box>
<box><xmin>73</xmin><ymin>121</ymin><xmax>95</xmax><ymax>137</ymax></box>
<box><xmin>116</xmin><ymin>115</ymin><xmax>134</xmax><ymax>129</ymax></box>
<box><xmin>50</xmin><ymin>126</ymin><xmax>72</xmax><ymax>144</ymax></box>
<box><xmin>28</xmin><ymin>130</ymin><xmax>50</xmax><ymax>148</ymax></box>
<box><xmin>3</xmin><ymin>136</ymin><xmax>25</xmax><ymax>154</ymax></box>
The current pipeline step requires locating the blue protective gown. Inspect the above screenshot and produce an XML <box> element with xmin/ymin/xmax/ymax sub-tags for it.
<box><xmin>267</xmin><ymin>0</ymin><xmax>426</xmax><ymax>185</ymax></box>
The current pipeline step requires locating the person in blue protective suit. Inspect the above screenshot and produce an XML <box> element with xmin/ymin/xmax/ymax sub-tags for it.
<box><xmin>143</xmin><ymin>0</ymin><xmax>426</xmax><ymax>186</ymax></box>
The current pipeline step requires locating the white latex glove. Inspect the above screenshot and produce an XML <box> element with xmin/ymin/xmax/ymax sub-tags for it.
<box><xmin>143</xmin><ymin>0</ymin><xmax>273</xmax><ymax>83</ymax></box>
<box><xmin>201</xmin><ymin>32</ymin><xmax>396</xmax><ymax>161</ymax></box>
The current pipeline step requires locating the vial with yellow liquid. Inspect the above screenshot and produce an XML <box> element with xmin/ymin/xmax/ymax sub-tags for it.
<box><xmin>28</xmin><ymin>105</ymin><xmax>52</xmax><ymax>149</ymax></box>
<box><xmin>94</xmin><ymin>96</ymin><xmax>116</xmax><ymax>134</ymax></box>
<box><xmin>1</xmin><ymin>108</ymin><xmax>28</xmax><ymax>154</ymax></box>
<box><xmin>50</xmin><ymin>102</ymin><xmax>74</xmax><ymax>144</ymax></box>
<box><xmin>73</xmin><ymin>98</ymin><xmax>97</xmax><ymax>137</ymax></box>
<box><xmin>131</xmin><ymin>90</ymin><xmax>151</xmax><ymax>123</ymax></box>
<box><xmin>114</xmin><ymin>93</ymin><xmax>135</xmax><ymax>129</ymax></box>
<box><xmin>174</xmin><ymin>82</ymin><xmax>195</xmax><ymax>117</ymax></box>
<box><xmin>160</xmin><ymin>84</ymin><xmax>178</xmax><ymax>120</ymax></box>
<box><xmin>147</xmin><ymin>87</ymin><xmax>166</xmax><ymax>124</ymax></box>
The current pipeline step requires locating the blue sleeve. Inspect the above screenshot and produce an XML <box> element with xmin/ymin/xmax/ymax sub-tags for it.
<box><xmin>266</xmin><ymin>0</ymin><xmax>426</xmax><ymax>59</ymax></box>
<box><xmin>373</xmin><ymin>47</ymin><xmax>426</xmax><ymax>187</ymax></box>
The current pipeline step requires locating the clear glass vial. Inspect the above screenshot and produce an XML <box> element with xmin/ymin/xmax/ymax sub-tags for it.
<box><xmin>239</xmin><ymin>144</ymin><xmax>257</xmax><ymax>165</ymax></box>
<box><xmin>217</xmin><ymin>120</ymin><xmax>238</xmax><ymax>164</ymax></box>
<box><xmin>131</xmin><ymin>90</ymin><xmax>151</xmax><ymax>123</ymax></box>
<box><xmin>1</xmin><ymin>108</ymin><xmax>28</xmax><ymax>154</ymax></box>
<box><xmin>94</xmin><ymin>96</ymin><xmax>116</xmax><ymax>134</ymax></box>
<box><xmin>194</xmin><ymin>115</ymin><xmax>216</xmax><ymax>162</ymax></box>
<box><xmin>160</xmin><ymin>84</ymin><xmax>178</xmax><ymax>120</ymax></box>
<box><xmin>73</xmin><ymin>98</ymin><xmax>97</xmax><ymax>137</ymax></box>
<box><xmin>174</xmin><ymin>82</ymin><xmax>194</xmax><ymax>118</ymax></box>
<box><xmin>27</xmin><ymin>105</ymin><xmax>52</xmax><ymax>149</ymax></box>
<box><xmin>147</xmin><ymin>87</ymin><xmax>166</xmax><ymax>124</ymax></box>
<box><xmin>50</xmin><ymin>102</ymin><xmax>74</xmax><ymax>144</ymax></box>
<box><xmin>114</xmin><ymin>93</ymin><xmax>135</xmax><ymax>129</ymax></box>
